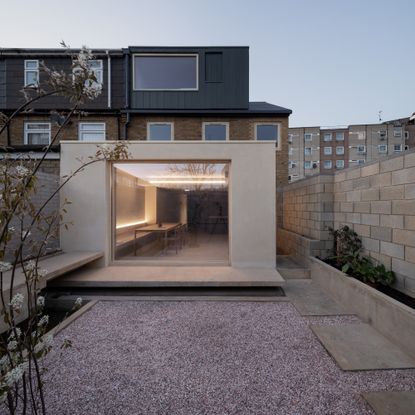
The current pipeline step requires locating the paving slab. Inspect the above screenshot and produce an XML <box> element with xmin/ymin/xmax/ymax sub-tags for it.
<box><xmin>49</xmin><ymin>266</ymin><xmax>285</xmax><ymax>288</ymax></box>
<box><xmin>362</xmin><ymin>391</ymin><xmax>415</xmax><ymax>415</ymax></box>
<box><xmin>311</xmin><ymin>323</ymin><xmax>415</xmax><ymax>371</ymax></box>
<box><xmin>285</xmin><ymin>280</ymin><xmax>353</xmax><ymax>316</ymax></box>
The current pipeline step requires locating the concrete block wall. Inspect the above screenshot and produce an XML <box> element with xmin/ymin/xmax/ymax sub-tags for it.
<box><xmin>278</xmin><ymin>228</ymin><xmax>325</xmax><ymax>266</ymax></box>
<box><xmin>333</xmin><ymin>150</ymin><xmax>415</xmax><ymax>297</ymax></box>
<box><xmin>281</xmin><ymin>148</ymin><xmax>415</xmax><ymax>298</ymax></box>
<box><xmin>6</xmin><ymin>171</ymin><xmax>60</xmax><ymax>261</ymax></box>
<box><xmin>281</xmin><ymin>174</ymin><xmax>334</xmax><ymax>258</ymax></box>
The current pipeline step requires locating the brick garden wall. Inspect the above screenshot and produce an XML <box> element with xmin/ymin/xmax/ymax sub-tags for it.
<box><xmin>280</xmin><ymin>148</ymin><xmax>415</xmax><ymax>298</ymax></box>
<box><xmin>5</xmin><ymin>171</ymin><xmax>60</xmax><ymax>261</ymax></box>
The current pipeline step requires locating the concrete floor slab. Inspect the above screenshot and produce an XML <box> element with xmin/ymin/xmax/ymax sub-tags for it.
<box><xmin>49</xmin><ymin>266</ymin><xmax>285</xmax><ymax>288</ymax></box>
<box><xmin>311</xmin><ymin>323</ymin><xmax>415</xmax><ymax>371</ymax></box>
<box><xmin>362</xmin><ymin>391</ymin><xmax>415</xmax><ymax>415</ymax></box>
<box><xmin>285</xmin><ymin>280</ymin><xmax>353</xmax><ymax>316</ymax></box>
<box><xmin>2</xmin><ymin>251</ymin><xmax>103</xmax><ymax>291</ymax></box>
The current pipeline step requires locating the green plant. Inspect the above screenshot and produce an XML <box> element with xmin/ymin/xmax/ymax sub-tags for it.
<box><xmin>329</xmin><ymin>225</ymin><xmax>362</xmax><ymax>268</ymax></box>
<box><xmin>329</xmin><ymin>226</ymin><xmax>395</xmax><ymax>287</ymax></box>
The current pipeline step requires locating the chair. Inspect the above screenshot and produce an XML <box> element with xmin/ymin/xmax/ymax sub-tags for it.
<box><xmin>178</xmin><ymin>223</ymin><xmax>188</xmax><ymax>248</ymax></box>
<box><xmin>164</xmin><ymin>227</ymin><xmax>181</xmax><ymax>254</ymax></box>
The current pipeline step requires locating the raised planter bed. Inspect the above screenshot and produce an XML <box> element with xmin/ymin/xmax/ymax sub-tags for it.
<box><xmin>309</xmin><ymin>256</ymin><xmax>415</xmax><ymax>360</ymax></box>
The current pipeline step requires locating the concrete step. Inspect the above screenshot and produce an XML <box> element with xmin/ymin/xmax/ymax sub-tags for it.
<box><xmin>48</xmin><ymin>266</ymin><xmax>285</xmax><ymax>289</ymax></box>
<box><xmin>277</xmin><ymin>255</ymin><xmax>310</xmax><ymax>279</ymax></box>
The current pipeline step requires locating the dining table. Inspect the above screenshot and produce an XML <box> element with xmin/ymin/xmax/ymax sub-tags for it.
<box><xmin>134</xmin><ymin>222</ymin><xmax>180</xmax><ymax>255</ymax></box>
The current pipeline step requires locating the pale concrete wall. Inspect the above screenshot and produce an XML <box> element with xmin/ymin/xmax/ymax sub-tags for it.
<box><xmin>60</xmin><ymin>141</ymin><xmax>276</xmax><ymax>268</ymax></box>
<box><xmin>281</xmin><ymin>148</ymin><xmax>415</xmax><ymax>297</ymax></box>
<box><xmin>114</xmin><ymin>169</ymin><xmax>145</xmax><ymax>228</ymax></box>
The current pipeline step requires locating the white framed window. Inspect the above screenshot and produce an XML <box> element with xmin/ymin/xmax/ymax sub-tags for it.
<box><xmin>394</xmin><ymin>144</ymin><xmax>403</xmax><ymax>153</ymax></box>
<box><xmin>379</xmin><ymin>130</ymin><xmax>387</xmax><ymax>140</ymax></box>
<box><xmin>289</xmin><ymin>161</ymin><xmax>297</xmax><ymax>169</ymax></box>
<box><xmin>323</xmin><ymin>160</ymin><xmax>332</xmax><ymax>169</ymax></box>
<box><xmin>78</xmin><ymin>122</ymin><xmax>106</xmax><ymax>141</ymax></box>
<box><xmin>88</xmin><ymin>60</ymin><xmax>103</xmax><ymax>84</ymax></box>
<box><xmin>24</xmin><ymin>122</ymin><xmax>51</xmax><ymax>145</ymax></box>
<box><xmin>202</xmin><ymin>122</ymin><xmax>229</xmax><ymax>141</ymax></box>
<box><xmin>304</xmin><ymin>133</ymin><xmax>313</xmax><ymax>141</ymax></box>
<box><xmin>304</xmin><ymin>147</ymin><xmax>312</xmax><ymax>156</ymax></box>
<box><xmin>336</xmin><ymin>132</ymin><xmax>345</xmax><ymax>141</ymax></box>
<box><xmin>358</xmin><ymin>159</ymin><xmax>365</xmax><ymax>165</ymax></box>
<box><xmin>378</xmin><ymin>144</ymin><xmax>387</xmax><ymax>153</ymax></box>
<box><xmin>336</xmin><ymin>146</ymin><xmax>345</xmax><ymax>155</ymax></box>
<box><xmin>288</xmin><ymin>134</ymin><xmax>293</xmax><ymax>143</ymax></box>
<box><xmin>405</xmin><ymin>131</ymin><xmax>409</xmax><ymax>139</ymax></box>
<box><xmin>304</xmin><ymin>161</ymin><xmax>312</xmax><ymax>169</ymax></box>
<box><xmin>323</xmin><ymin>147</ymin><xmax>332</xmax><ymax>155</ymax></box>
<box><xmin>133</xmin><ymin>54</ymin><xmax>198</xmax><ymax>91</ymax></box>
<box><xmin>73</xmin><ymin>59</ymin><xmax>103</xmax><ymax>86</ymax></box>
<box><xmin>288</xmin><ymin>147</ymin><xmax>293</xmax><ymax>156</ymax></box>
<box><xmin>24</xmin><ymin>60</ymin><xmax>39</xmax><ymax>87</ymax></box>
<box><xmin>255</xmin><ymin>123</ymin><xmax>280</xmax><ymax>147</ymax></box>
<box><xmin>336</xmin><ymin>160</ymin><xmax>345</xmax><ymax>169</ymax></box>
<box><xmin>323</xmin><ymin>133</ymin><xmax>332</xmax><ymax>142</ymax></box>
<box><xmin>393</xmin><ymin>127</ymin><xmax>402</xmax><ymax>138</ymax></box>
<box><xmin>147</xmin><ymin>122</ymin><xmax>174</xmax><ymax>141</ymax></box>
<box><xmin>357</xmin><ymin>145</ymin><xmax>366</xmax><ymax>154</ymax></box>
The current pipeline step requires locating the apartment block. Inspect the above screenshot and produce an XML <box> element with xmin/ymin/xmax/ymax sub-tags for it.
<box><xmin>288</xmin><ymin>116</ymin><xmax>413</xmax><ymax>182</ymax></box>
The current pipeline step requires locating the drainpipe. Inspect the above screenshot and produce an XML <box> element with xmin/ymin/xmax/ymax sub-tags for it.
<box><xmin>106</xmin><ymin>50</ymin><xmax>111</xmax><ymax>109</ymax></box>
<box><xmin>123</xmin><ymin>52</ymin><xmax>130</xmax><ymax>140</ymax></box>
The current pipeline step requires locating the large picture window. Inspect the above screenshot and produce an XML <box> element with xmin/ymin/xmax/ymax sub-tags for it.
<box><xmin>113</xmin><ymin>162</ymin><xmax>229</xmax><ymax>263</ymax></box>
<box><xmin>134</xmin><ymin>54</ymin><xmax>198</xmax><ymax>90</ymax></box>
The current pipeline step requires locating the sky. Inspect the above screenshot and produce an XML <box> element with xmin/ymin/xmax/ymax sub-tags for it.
<box><xmin>1</xmin><ymin>0</ymin><xmax>414</xmax><ymax>127</ymax></box>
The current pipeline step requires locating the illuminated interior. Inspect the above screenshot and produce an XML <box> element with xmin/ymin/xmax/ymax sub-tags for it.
<box><xmin>113</xmin><ymin>162</ymin><xmax>229</xmax><ymax>262</ymax></box>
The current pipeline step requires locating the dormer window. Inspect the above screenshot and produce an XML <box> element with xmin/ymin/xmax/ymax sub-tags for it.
<box><xmin>133</xmin><ymin>54</ymin><xmax>198</xmax><ymax>91</ymax></box>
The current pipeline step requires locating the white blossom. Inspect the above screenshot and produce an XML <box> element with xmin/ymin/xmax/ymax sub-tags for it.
<box><xmin>4</xmin><ymin>363</ymin><xmax>27</xmax><ymax>387</ymax></box>
<box><xmin>34</xmin><ymin>334</ymin><xmax>53</xmax><ymax>354</ymax></box>
<box><xmin>25</xmin><ymin>260</ymin><xmax>36</xmax><ymax>272</ymax></box>
<box><xmin>7</xmin><ymin>340</ymin><xmax>17</xmax><ymax>352</ymax></box>
<box><xmin>38</xmin><ymin>269</ymin><xmax>48</xmax><ymax>277</ymax></box>
<box><xmin>0</xmin><ymin>262</ymin><xmax>12</xmax><ymax>272</ymax></box>
<box><xmin>8</xmin><ymin>328</ymin><xmax>21</xmax><ymax>342</ymax></box>
<box><xmin>0</xmin><ymin>355</ymin><xmax>10</xmax><ymax>371</ymax></box>
<box><xmin>37</xmin><ymin>296</ymin><xmax>45</xmax><ymax>307</ymax></box>
<box><xmin>9</xmin><ymin>293</ymin><xmax>24</xmax><ymax>311</ymax></box>
<box><xmin>37</xmin><ymin>315</ymin><xmax>49</xmax><ymax>327</ymax></box>
<box><xmin>15</xmin><ymin>165</ymin><xmax>30</xmax><ymax>178</ymax></box>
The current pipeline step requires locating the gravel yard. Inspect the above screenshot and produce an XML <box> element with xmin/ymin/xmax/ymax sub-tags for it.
<box><xmin>40</xmin><ymin>301</ymin><xmax>415</xmax><ymax>415</ymax></box>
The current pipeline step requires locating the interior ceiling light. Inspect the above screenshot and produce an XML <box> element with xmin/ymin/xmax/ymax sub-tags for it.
<box><xmin>147</xmin><ymin>175</ymin><xmax>226</xmax><ymax>179</ymax></box>
<box><xmin>149</xmin><ymin>179</ymin><xmax>227</xmax><ymax>185</ymax></box>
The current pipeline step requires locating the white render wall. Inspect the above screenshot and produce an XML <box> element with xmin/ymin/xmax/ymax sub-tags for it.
<box><xmin>60</xmin><ymin>141</ymin><xmax>277</xmax><ymax>268</ymax></box>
